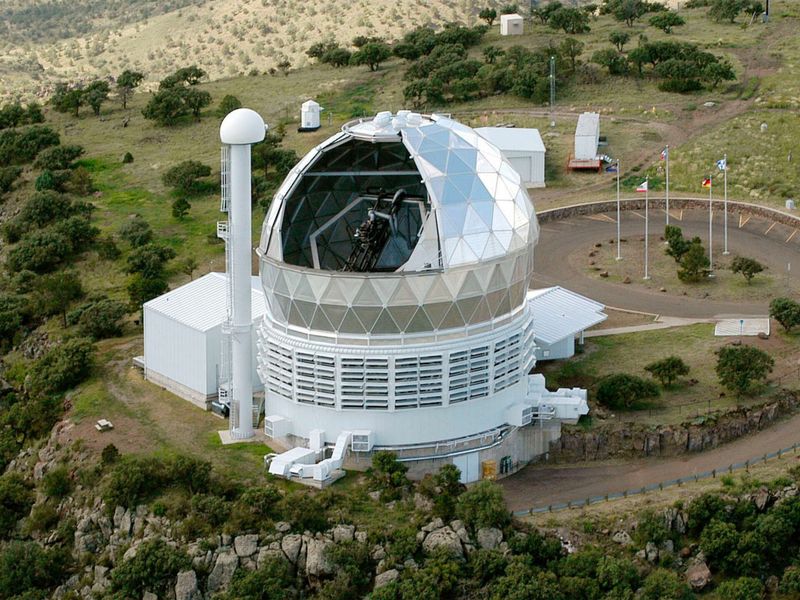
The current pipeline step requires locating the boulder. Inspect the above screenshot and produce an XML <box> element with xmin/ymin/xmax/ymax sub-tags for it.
<box><xmin>175</xmin><ymin>570</ymin><xmax>202</xmax><ymax>600</ymax></box>
<box><xmin>234</xmin><ymin>534</ymin><xmax>259</xmax><ymax>557</ymax></box>
<box><xmin>612</xmin><ymin>531</ymin><xmax>633</xmax><ymax>545</ymax></box>
<box><xmin>207</xmin><ymin>550</ymin><xmax>238</xmax><ymax>594</ymax></box>
<box><xmin>476</xmin><ymin>528</ymin><xmax>503</xmax><ymax>551</ymax></box>
<box><xmin>281</xmin><ymin>534</ymin><xmax>303</xmax><ymax>564</ymax></box>
<box><xmin>275</xmin><ymin>521</ymin><xmax>291</xmax><ymax>533</ymax></box>
<box><xmin>305</xmin><ymin>537</ymin><xmax>334</xmax><ymax>577</ymax></box>
<box><xmin>332</xmin><ymin>524</ymin><xmax>355</xmax><ymax>543</ymax></box>
<box><xmin>375</xmin><ymin>569</ymin><xmax>400</xmax><ymax>589</ymax></box>
<box><xmin>645</xmin><ymin>542</ymin><xmax>659</xmax><ymax>562</ymax></box>
<box><xmin>422</xmin><ymin>518</ymin><xmax>444</xmax><ymax>533</ymax></box>
<box><xmin>753</xmin><ymin>487</ymin><xmax>771</xmax><ymax>511</ymax></box>
<box><xmin>422</xmin><ymin>527</ymin><xmax>463</xmax><ymax>558</ymax></box>
<box><xmin>143</xmin><ymin>592</ymin><xmax>158</xmax><ymax>600</ymax></box>
<box><xmin>686</xmin><ymin>561</ymin><xmax>711</xmax><ymax>591</ymax></box>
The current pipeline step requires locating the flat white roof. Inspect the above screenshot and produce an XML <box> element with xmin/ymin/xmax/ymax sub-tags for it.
<box><xmin>143</xmin><ymin>272</ymin><xmax>266</xmax><ymax>332</ymax></box>
<box><xmin>575</xmin><ymin>112</ymin><xmax>600</xmax><ymax>137</ymax></box>
<box><xmin>500</xmin><ymin>13</ymin><xmax>524</xmax><ymax>21</ymax></box>
<box><xmin>476</xmin><ymin>127</ymin><xmax>546</xmax><ymax>154</ymax></box>
<box><xmin>527</xmin><ymin>286</ymin><xmax>607</xmax><ymax>345</ymax></box>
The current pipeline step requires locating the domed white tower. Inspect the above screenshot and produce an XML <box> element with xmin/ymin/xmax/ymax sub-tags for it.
<box><xmin>257</xmin><ymin>111</ymin><xmax>584</xmax><ymax>481</ymax></box>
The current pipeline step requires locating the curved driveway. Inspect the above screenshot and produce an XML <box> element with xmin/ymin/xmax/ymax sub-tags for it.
<box><xmin>533</xmin><ymin>208</ymin><xmax>799</xmax><ymax>318</ymax></box>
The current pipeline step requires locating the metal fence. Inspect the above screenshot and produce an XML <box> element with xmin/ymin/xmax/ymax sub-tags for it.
<box><xmin>513</xmin><ymin>442</ymin><xmax>800</xmax><ymax>517</ymax></box>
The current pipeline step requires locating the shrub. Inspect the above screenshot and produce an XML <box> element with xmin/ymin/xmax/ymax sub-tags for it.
<box><xmin>69</xmin><ymin>297</ymin><xmax>128</xmax><ymax>339</ymax></box>
<box><xmin>170</xmin><ymin>455</ymin><xmax>212</xmax><ymax>494</ymax></box>
<box><xmin>366</xmin><ymin>451</ymin><xmax>410</xmax><ymax>501</ymax></box>
<box><xmin>219</xmin><ymin>555</ymin><xmax>298</xmax><ymax>600</ymax></box>
<box><xmin>639</xmin><ymin>568</ymin><xmax>693</xmax><ymax>599</ymax></box>
<box><xmin>644</xmin><ymin>356</ymin><xmax>690</xmax><ymax>387</ymax></box>
<box><xmin>715</xmin><ymin>576</ymin><xmax>765</xmax><ymax>599</ymax></box>
<box><xmin>122</xmin><ymin>151</ymin><xmax>134</xmax><ymax>164</ymax></box>
<box><xmin>455</xmin><ymin>480</ymin><xmax>510</xmax><ymax>531</ymax></box>
<box><xmin>0</xmin><ymin>165</ymin><xmax>22</xmax><ymax>194</ymax></box>
<box><xmin>0</xmin><ymin>472</ymin><xmax>34</xmax><ymax>537</ymax></box>
<box><xmin>162</xmin><ymin>160</ymin><xmax>212</xmax><ymax>194</ymax></box>
<box><xmin>216</xmin><ymin>94</ymin><xmax>242</xmax><ymax>117</ymax></box>
<box><xmin>238</xmin><ymin>485</ymin><xmax>282</xmax><ymax>519</ymax></box>
<box><xmin>118</xmin><ymin>215</ymin><xmax>153</xmax><ymax>247</ymax></box>
<box><xmin>633</xmin><ymin>509</ymin><xmax>672</xmax><ymax>547</ymax></box>
<box><xmin>29</xmin><ymin>338</ymin><xmax>94</xmax><ymax>395</ymax></box>
<box><xmin>715</xmin><ymin>345</ymin><xmax>774</xmax><ymax>396</ymax></box>
<box><xmin>42</xmin><ymin>465</ymin><xmax>71</xmax><ymax>499</ymax></box>
<box><xmin>596</xmin><ymin>556</ymin><xmax>640</xmax><ymax>593</ymax></box>
<box><xmin>281</xmin><ymin>491</ymin><xmax>328</xmax><ymax>533</ymax></box>
<box><xmin>125</xmin><ymin>243</ymin><xmax>176</xmax><ymax>278</ymax></box>
<box><xmin>677</xmin><ymin>241</ymin><xmax>710</xmax><ymax>282</ymax></box>
<box><xmin>101</xmin><ymin>443</ymin><xmax>120</xmax><ymax>465</ymax></box>
<box><xmin>0</xmin><ymin>541</ymin><xmax>72</xmax><ymax>598</ymax></box>
<box><xmin>595</xmin><ymin>373</ymin><xmax>660</xmax><ymax>410</ymax></box>
<box><xmin>780</xmin><ymin>565</ymin><xmax>800</xmax><ymax>594</ymax></box>
<box><xmin>730</xmin><ymin>256</ymin><xmax>764</xmax><ymax>283</ymax></box>
<box><xmin>34</xmin><ymin>144</ymin><xmax>84</xmax><ymax>170</ymax></box>
<box><xmin>110</xmin><ymin>538</ymin><xmax>191</xmax><ymax>597</ymax></box>
<box><xmin>190</xmin><ymin>494</ymin><xmax>230</xmax><ymax>528</ymax></box>
<box><xmin>103</xmin><ymin>455</ymin><xmax>168</xmax><ymax>508</ymax></box>
<box><xmin>769</xmin><ymin>297</ymin><xmax>800</xmax><ymax>332</ymax></box>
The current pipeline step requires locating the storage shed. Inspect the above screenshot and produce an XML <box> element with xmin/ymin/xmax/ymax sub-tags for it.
<box><xmin>527</xmin><ymin>287</ymin><xmax>607</xmax><ymax>360</ymax></box>
<box><xmin>574</xmin><ymin>112</ymin><xmax>600</xmax><ymax>160</ymax></box>
<box><xmin>300</xmin><ymin>100</ymin><xmax>323</xmax><ymax>131</ymax></box>
<box><xmin>500</xmin><ymin>13</ymin><xmax>524</xmax><ymax>35</ymax></box>
<box><xmin>143</xmin><ymin>272</ymin><xmax>267</xmax><ymax>409</ymax></box>
<box><xmin>476</xmin><ymin>127</ymin><xmax>546</xmax><ymax>187</ymax></box>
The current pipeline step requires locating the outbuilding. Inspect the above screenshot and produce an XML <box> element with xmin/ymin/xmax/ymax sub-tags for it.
<box><xmin>142</xmin><ymin>272</ymin><xmax>267</xmax><ymax>409</ymax></box>
<box><xmin>527</xmin><ymin>287</ymin><xmax>607</xmax><ymax>360</ymax></box>
<box><xmin>300</xmin><ymin>100</ymin><xmax>323</xmax><ymax>131</ymax></box>
<box><xmin>574</xmin><ymin>112</ymin><xmax>600</xmax><ymax>160</ymax></box>
<box><xmin>476</xmin><ymin>127</ymin><xmax>546</xmax><ymax>187</ymax></box>
<box><xmin>500</xmin><ymin>13</ymin><xmax>524</xmax><ymax>35</ymax></box>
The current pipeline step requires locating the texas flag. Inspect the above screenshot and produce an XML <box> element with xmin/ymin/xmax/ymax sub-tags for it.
<box><xmin>636</xmin><ymin>180</ymin><xmax>648</xmax><ymax>192</ymax></box>
<box><xmin>701</xmin><ymin>178</ymin><xmax>712</xmax><ymax>188</ymax></box>
<box><xmin>660</xmin><ymin>148</ymin><xmax>668</xmax><ymax>160</ymax></box>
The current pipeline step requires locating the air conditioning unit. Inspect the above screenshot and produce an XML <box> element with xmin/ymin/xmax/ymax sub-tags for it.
<box><xmin>264</xmin><ymin>415</ymin><xmax>290</xmax><ymax>439</ymax></box>
<box><xmin>351</xmin><ymin>430</ymin><xmax>374</xmax><ymax>452</ymax></box>
<box><xmin>505</xmin><ymin>403</ymin><xmax>533</xmax><ymax>427</ymax></box>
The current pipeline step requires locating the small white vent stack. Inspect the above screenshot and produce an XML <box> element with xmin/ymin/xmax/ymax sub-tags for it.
<box><xmin>219</xmin><ymin>108</ymin><xmax>267</xmax><ymax>439</ymax></box>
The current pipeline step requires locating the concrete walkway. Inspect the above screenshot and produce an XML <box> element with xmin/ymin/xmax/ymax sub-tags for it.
<box><xmin>586</xmin><ymin>316</ymin><xmax>715</xmax><ymax>337</ymax></box>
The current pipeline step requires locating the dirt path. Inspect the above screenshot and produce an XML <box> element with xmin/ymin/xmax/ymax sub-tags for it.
<box><xmin>501</xmin><ymin>409</ymin><xmax>800</xmax><ymax>512</ymax></box>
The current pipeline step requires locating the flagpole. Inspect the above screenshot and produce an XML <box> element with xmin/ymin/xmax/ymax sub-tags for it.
<box><xmin>644</xmin><ymin>175</ymin><xmax>650</xmax><ymax>280</ymax></box>
<box><xmin>616</xmin><ymin>159</ymin><xmax>621</xmax><ymax>261</ymax></box>
<box><xmin>665</xmin><ymin>145</ymin><xmax>670</xmax><ymax>226</ymax></box>
<box><xmin>722</xmin><ymin>153</ymin><xmax>729</xmax><ymax>255</ymax></box>
<box><xmin>708</xmin><ymin>175</ymin><xmax>713</xmax><ymax>275</ymax></box>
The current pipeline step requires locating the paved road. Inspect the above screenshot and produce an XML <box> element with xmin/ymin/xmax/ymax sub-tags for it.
<box><xmin>533</xmin><ymin>208</ymin><xmax>799</xmax><ymax>318</ymax></box>
<box><xmin>501</xmin><ymin>409</ymin><xmax>800</xmax><ymax>512</ymax></box>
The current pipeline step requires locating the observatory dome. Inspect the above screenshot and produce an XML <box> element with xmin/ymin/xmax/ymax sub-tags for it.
<box><xmin>258</xmin><ymin>111</ymin><xmax>539</xmax><ymax>339</ymax></box>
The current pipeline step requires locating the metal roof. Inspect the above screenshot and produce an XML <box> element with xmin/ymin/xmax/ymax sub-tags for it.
<box><xmin>575</xmin><ymin>112</ymin><xmax>600</xmax><ymax>137</ymax></box>
<box><xmin>475</xmin><ymin>127</ymin><xmax>546</xmax><ymax>154</ymax></box>
<box><xmin>143</xmin><ymin>272</ymin><xmax>267</xmax><ymax>332</ymax></box>
<box><xmin>527</xmin><ymin>286</ymin><xmax>606</xmax><ymax>345</ymax></box>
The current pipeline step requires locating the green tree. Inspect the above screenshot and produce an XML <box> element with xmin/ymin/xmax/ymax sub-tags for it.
<box><xmin>125</xmin><ymin>243</ymin><xmax>176</xmax><ymax>278</ymax></box>
<box><xmin>592</xmin><ymin>48</ymin><xmax>629</xmax><ymax>75</ymax></box>
<box><xmin>34</xmin><ymin>169</ymin><xmax>71</xmax><ymax>192</ymax></box>
<box><xmin>160</xmin><ymin>65</ymin><xmax>206</xmax><ymax>88</ymax></box>
<box><xmin>127</xmin><ymin>274</ymin><xmax>168</xmax><ymax>309</ymax></box>
<box><xmin>534</xmin><ymin>1</ymin><xmax>565</xmax><ymax>23</ymax></box>
<box><xmin>51</xmin><ymin>83</ymin><xmax>84</xmax><ymax>117</ymax></box>
<box><xmin>644</xmin><ymin>356</ymin><xmax>690</xmax><ymax>387</ymax></box>
<box><xmin>29</xmin><ymin>337</ymin><xmax>95</xmax><ymax>394</ymax></box>
<box><xmin>70</xmin><ymin>297</ymin><xmax>128</xmax><ymax>339</ymax></box>
<box><xmin>455</xmin><ymin>480</ymin><xmax>510</xmax><ymax>531</ymax></box>
<box><xmin>560</xmin><ymin>38</ymin><xmax>585</xmax><ymax>72</ymax></box>
<box><xmin>596</xmin><ymin>373</ymin><xmax>660</xmax><ymax>409</ymax></box>
<box><xmin>34</xmin><ymin>144</ymin><xmax>84</xmax><ymax>170</ymax></box>
<box><xmin>42</xmin><ymin>465</ymin><xmax>71</xmax><ymax>499</ymax></box>
<box><xmin>549</xmin><ymin>8</ymin><xmax>591</xmax><ymax>33</ymax></box>
<box><xmin>501</xmin><ymin>3</ymin><xmax>520</xmax><ymax>13</ymax></box>
<box><xmin>609</xmin><ymin>30</ymin><xmax>631</xmax><ymax>51</ymax></box>
<box><xmin>649</xmin><ymin>11</ymin><xmax>685</xmax><ymax>32</ymax></box>
<box><xmin>677</xmin><ymin>241</ymin><xmax>710</xmax><ymax>282</ymax></box>
<box><xmin>307</xmin><ymin>41</ymin><xmax>337</xmax><ymax>60</ymax></box>
<box><xmin>220</xmin><ymin>555</ymin><xmax>298</xmax><ymax>600</ymax></box>
<box><xmin>639</xmin><ymin>568</ymin><xmax>693</xmax><ymax>600</ymax></box>
<box><xmin>351</xmin><ymin>42</ymin><xmax>392</xmax><ymax>71</ymax></box>
<box><xmin>119</xmin><ymin>215</ymin><xmax>153</xmax><ymax>247</ymax></box>
<box><xmin>162</xmin><ymin>160</ymin><xmax>212</xmax><ymax>194</ymax></box>
<box><xmin>0</xmin><ymin>166</ymin><xmax>22</xmax><ymax>194</ymax></box>
<box><xmin>480</xmin><ymin>7</ymin><xmax>498</xmax><ymax>25</ymax></box>
<box><xmin>322</xmin><ymin>47</ymin><xmax>352</xmax><ymax>67</ymax></box>
<box><xmin>704</xmin><ymin>60</ymin><xmax>736</xmax><ymax>89</ymax></box>
<box><xmin>142</xmin><ymin>88</ymin><xmax>188</xmax><ymax>125</ymax></box>
<box><xmin>84</xmin><ymin>80</ymin><xmax>110</xmax><ymax>116</ymax></box>
<box><xmin>183</xmin><ymin>87</ymin><xmax>212</xmax><ymax>120</ymax></box>
<box><xmin>664</xmin><ymin>225</ymin><xmax>692</xmax><ymax>262</ymax></box>
<box><xmin>171</xmin><ymin>197</ymin><xmax>191</xmax><ymax>219</ymax></box>
<box><xmin>177</xmin><ymin>256</ymin><xmax>198</xmax><ymax>280</ymax></box>
<box><xmin>596</xmin><ymin>556</ymin><xmax>640</xmax><ymax>594</ymax></box>
<box><xmin>780</xmin><ymin>566</ymin><xmax>800</xmax><ymax>595</ymax></box>
<box><xmin>33</xmin><ymin>270</ymin><xmax>84</xmax><ymax>326</ymax></box>
<box><xmin>6</xmin><ymin>230</ymin><xmax>72</xmax><ymax>273</ymax></box>
<box><xmin>769</xmin><ymin>297</ymin><xmax>800</xmax><ymax>332</ymax></box>
<box><xmin>483</xmin><ymin>45</ymin><xmax>505</xmax><ymax>64</ymax></box>
<box><xmin>715</xmin><ymin>577</ymin><xmax>765</xmax><ymax>599</ymax></box>
<box><xmin>730</xmin><ymin>256</ymin><xmax>764</xmax><ymax>284</ymax></box>
<box><xmin>216</xmin><ymin>94</ymin><xmax>242</xmax><ymax>117</ymax></box>
<box><xmin>715</xmin><ymin>345</ymin><xmax>774</xmax><ymax>396</ymax></box>
<box><xmin>709</xmin><ymin>0</ymin><xmax>748</xmax><ymax>22</ymax></box>
<box><xmin>111</xmin><ymin>539</ymin><xmax>191</xmax><ymax>598</ymax></box>
<box><xmin>0</xmin><ymin>472</ymin><xmax>33</xmax><ymax>537</ymax></box>
<box><xmin>367</xmin><ymin>451</ymin><xmax>409</xmax><ymax>501</ymax></box>
<box><xmin>603</xmin><ymin>0</ymin><xmax>660</xmax><ymax>26</ymax></box>
<box><xmin>429</xmin><ymin>463</ymin><xmax>464</xmax><ymax>521</ymax></box>
<box><xmin>0</xmin><ymin>541</ymin><xmax>71</xmax><ymax>599</ymax></box>
<box><xmin>116</xmin><ymin>69</ymin><xmax>144</xmax><ymax>110</ymax></box>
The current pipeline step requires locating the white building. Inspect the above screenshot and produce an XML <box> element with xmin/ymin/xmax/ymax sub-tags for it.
<box><xmin>500</xmin><ymin>13</ymin><xmax>524</xmax><ymax>35</ymax></box>
<box><xmin>527</xmin><ymin>287</ymin><xmax>607</xmax><ymax>360</ymax></box>
<box><xmin>574</xmin><ymin>112</ymin><xmax>600</xmax><ymax>160</ymax></box>
<box><xmin>300</xmin><ymin>100</ymin><xmax>322</xmax><ymax>131</ymax></box>
<box><xmin>142</xmin><ymin>273</ymin><xmax>266</xmax><ymax>409</ymax></box>
<box><xmin>476</xmin><ymin>127</ymin><xmax>546</xmax><ymax>187</ymax></box>
<box><xmin>256</xmin><ymin>111</ymin><xmax>593</xmax><ymax>481</ymax></box>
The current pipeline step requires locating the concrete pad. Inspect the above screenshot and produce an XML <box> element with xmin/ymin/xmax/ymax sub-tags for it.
<box><xmin>714</xmin><ymin>318</ymin><xmax>770</xmax><ymax>337</ymax></box>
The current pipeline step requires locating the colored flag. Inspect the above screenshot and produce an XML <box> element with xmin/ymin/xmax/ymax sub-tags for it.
<box><xmin>636</xmin><ymin>181</ymin><xmax>648</xmax><ymax>192</ymax></box>
<box><xmin>605</xmin><ymin>164</ymin><xmax>618</xmax><ymax>173</ymax></box>
<box><xmin>716</xmin><ymin>158</ymin><xmax>727</xmax><ymax>171</ymax></box>
<box><xmin>660</xmin><ymin>148</ymin><xmax>668</xmax><ymax>160</ymax></box>
<box><xmin>701</xmin><ymin>178</ymin><xmax>712</xmax><ymax>188</ymax></box>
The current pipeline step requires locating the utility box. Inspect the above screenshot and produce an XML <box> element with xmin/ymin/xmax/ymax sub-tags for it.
<box><xmin>500</xmin><ymin>13</ymin><xmax>524</xmax><ymax>35</ymax></box>
<box><xmin>300</xmin><ymin>100</ymin><xmax>322</xmax><ymax>131</ymax></box>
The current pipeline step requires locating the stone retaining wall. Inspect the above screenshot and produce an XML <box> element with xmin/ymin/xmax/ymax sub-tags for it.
<box><xmin>548</xmin><ymin>390</ymin><xmax>800</xmax><ymax>462</ymax></box>
<box><xmin>538</xmin><ymin>198</ymin><xmax>800</xmax><ymax>228</ymax></box>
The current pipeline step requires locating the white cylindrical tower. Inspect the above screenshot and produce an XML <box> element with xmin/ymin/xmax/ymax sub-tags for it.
<box><xmin>220</xmin><ymin>108</ymin><xmax>266</xmax><ymax>439</ymax></box>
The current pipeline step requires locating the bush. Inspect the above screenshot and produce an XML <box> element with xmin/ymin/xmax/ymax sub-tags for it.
<box><xmin>455</xmin><ymin>480</ymin><xmax>510</xmax><ymax>531</ymax></box>
<box><xmin>596</xmin><ymin>556</ymin><xmax>640</xmax><ymax>593</ymax></box>
<box><xmin>122</xmin><ymin>151</ymin><xmax>134</xmax><ymax>164</ymax></box>
<box><xmin>0</xmin><ymin>165</ymin><xmax>22</xmax><ymax>194</ymax></box>
<box><xmin>0</xmin><ymin>541</ymin><xmax>72</xmax><ymax>598</ymax></box>
<box><xmin>162</xmin><ymin>160</ymin><xmax>212</xmax><ymax>194</ymax></box>
<box><xmin>216</xmin><ymin>94</ymin><xmax>242</xmax><ymax>117</ymax></box>
<box><xmin>780</xmin><ymin>565</ymin><xmax>800</xmax><ymax>594</ymax></box>
<box><xmin>677</xmin><ymin>241</ymin><xmax>710</xmax><ymax>282</ymax></box>
<box><xmin>366</xmin><ymin>451</ymin><xmax>410</xmax><ymax>501</ymax></box>
<box><xmin>715</xmin><ymin>345</ymin><xmax>774</xmax><ymax>396</ymax></box>
<box><xmin>0</xmin><ymin>472</ymin><xmax>34</xmax><ymax>538</ymax></box>
<box><xmin>171</xmin><ymin>197</ymin><xmax>191</xmax><ymax>219</ymax></box>
<box><xmin>103</xmin><ymin>455</ymin><xmax>168</xmax><ymax>508</ymax></box>
<box><xmin>101</xmin><ymin>443</ymin><xmax>120</xmax><ymax>465</ymax></box>
<box><xmin>110</xmin><ymin>538</ymin><xmax>191</xmax><ymax>597</ymax></box>
<box><xmin>595</xmin><ymin>373</ymin><xmax>660</xmax><ymax>409</ymax></box>
<box><xmin>715</xmin><ymin>576</ymin><xmax>765</xmax><ymax>599</ymax></box>
<box><xmin>769</xmin><ymin>297</ymin><xmax>800</xmax><ymax>332</ymax></box>
<box><xmin>69</xmin><ymin>296</ymin><xmax>128</xmax><ymax>339</ymax></box>
<box><xmin>34</xmin><ymin>145</ymin><xmax>84</xmax><ymax>170</ymax></box>
<box><xmin>170</xmin><ymin>455</ymin><xmax>212</xmax><ymax>494</ymax></box>
<box><xmin>219</xmin><ymin>555</ymin><xmax>298</xmax><ymax>600</ymax></box>
<box><xmin>644</xmin><ymin>356</ymin><xmax>690</xmax><ymax>387</ymax></box>
<box><xmin>639</xmin><ymin>568</ymin><xmax>693</xmax><ymax>599</ymax></box>
<box><xmin>42</xmin><ymin>465</ymin><xmax>71</xmax><ymax>499</ymax></box>
<box><xmin>29</xmin><ymin>338</ymin><xmax>94</xmax><ymax>395</ymax></box>
<box><xmin>125</xmin><ymin>243</ymin><xmax>176</xmax><ymax>278</ymax></box>
<box><xmin>633</xmin><ymin>509</ymin><xmax>672</xmax><ymax>547</ymax></box>
<box><xmin>281</xmin><ymin>491</ymin><xmax>328</xmax><ymax>533</ymax></box>
<box><xmin>119</xmin><ymin>215</ymin><xmax>153</xmax><ymax>247</ymax></box>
